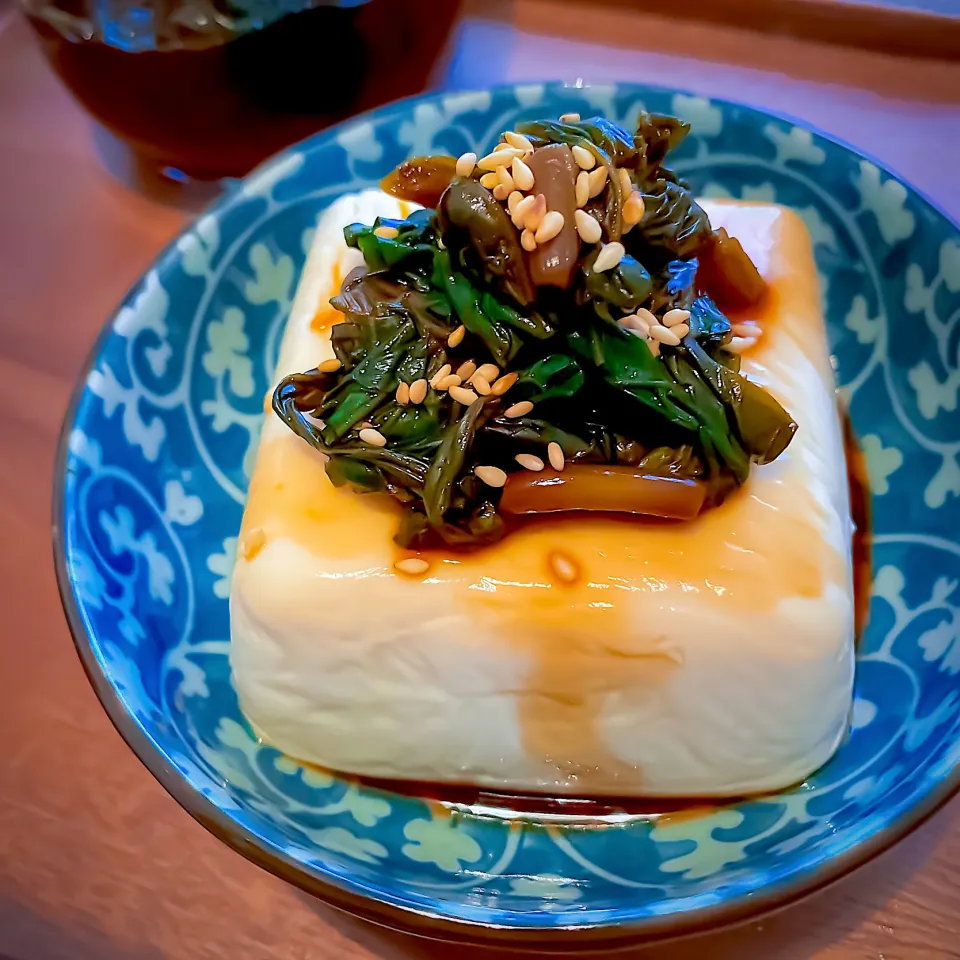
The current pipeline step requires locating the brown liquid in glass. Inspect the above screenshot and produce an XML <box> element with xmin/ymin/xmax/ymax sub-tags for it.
<box><xmin>28</xmin><ymin>0</ymin><xmax>461</xmax><ymax>179</ymax></box>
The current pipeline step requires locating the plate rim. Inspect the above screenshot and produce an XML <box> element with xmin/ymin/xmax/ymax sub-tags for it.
<box><xmin>52</xmin><ymin>79</ymin><xmax>960</xmax><ymax>949</ymax></box>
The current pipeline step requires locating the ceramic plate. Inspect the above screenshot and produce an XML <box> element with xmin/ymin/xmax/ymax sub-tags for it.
<box><xmin>54</xmin><ymin>82</ymin><xmax>960</xmax><ymax>949</ymax></box>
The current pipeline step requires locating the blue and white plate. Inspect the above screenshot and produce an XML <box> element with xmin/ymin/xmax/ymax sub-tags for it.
<box><xmin>55</xmin><ymin>83</ymin><xmax>960</xmax><ymax>948</ymax></box>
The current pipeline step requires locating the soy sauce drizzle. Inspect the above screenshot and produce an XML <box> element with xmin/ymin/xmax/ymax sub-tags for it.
<box><xmin>264</xmin><ymin>408</ymin><xmax>870</xmax><ymax>824</ymax></box>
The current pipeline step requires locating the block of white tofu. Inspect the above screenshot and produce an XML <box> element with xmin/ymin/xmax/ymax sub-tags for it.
<box><xmin>229</xmin><ymin>190</ymin><xmax>855</xmax><ymax>797</ymax></box>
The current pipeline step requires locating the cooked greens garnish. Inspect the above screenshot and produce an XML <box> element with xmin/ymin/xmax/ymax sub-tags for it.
<box><xmin>274</xmin><ymin>111</ymin><xmax>797</xmax><ymax>549</ymax></box>
<box><xmin>438</xmin><ymin>177</ymin><xmax>537</xmax><ymax>307</ymax></box>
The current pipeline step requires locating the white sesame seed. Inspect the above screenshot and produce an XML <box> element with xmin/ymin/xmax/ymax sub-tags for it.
<box><xmin>520</xmin><ymin>229</ymin><xmax>537</xmax><ymax>252</ymax></box>
<box><xmin>479</xmin><ymin>171</ymin><xmax>499</xmax><ymax>189</ymax></box>
<box><xmin>727</xmin><ymin>336</ymin><xmax>758</xmax><ymax>355</ymax></box>
<box><xmin>571</xmin><ymin>144</ymin><xmax>595</xmax><ymax>170</ymax></box>
<box><xmin>550</xmin><ymin>551</ymin><xmax>578</xmax><ymax>583</ymax></box>
<box><xmin>456</xmin><ymin>360</ymin><xmax>477</xmax><ymax>381</ymax></box>
<box><xmin>649</xmin><ymin>324</ymin><xmax>681</xmax><ymax>346</ymax></box>
<box><xmin>507</xmin><ymin>190</ymin><xmax>523</xmax><ymax>215</ymax></box>
<box><xmin>535</xmin><ymin>210</ymin><xmax>565</xmax><ymax>244</ymax></box>
<box><xmin>475</xmin><ymin>465</ymin><xmax>508</xmax><ymax>488</ymax></box>
<box><xmin>477</xmin><ymin>148</ymin><xmax>522</xmax><ymax>171</ymax></box>
<box><xmin>474</xmin><ymin>363</ymin><xmax>500</xmax><ymax>383</ymax></box>
<box><xmin>447</xmin><ymin>325</ymin><xmax>466</xmax><ymax>348</ymax></box>
<box><xmin>663</xmin><ymin>309</ymin><xmax>691</xmax><ymax>328</ymax></box>
<box><xmin>575</xmin><ymin>170</ymin><xmax>590</xmax><ymax>209</ymax></box>
<box><xmin>623</xmin><ymin>192</ymin><xmax>645</xmax><ymax>225</ymax></box>
<box><xmin>395</xmin><ymin>557</ymin><xmax>430</xmax><ymax>576</ymax></box>
<box><xmin>409</xmin><ymin>379</ymin><xmax>428</xmax><ymax>404</ymax></box>
<box><xmin>455</xmin><ymin>152</ymin><xmax>478</xmax><ymax>177</ymax></box>
<box><xmin>547</xmin><ymin>442</ymin><xmax>565</xmax><ymax>471</ymax></box>
<box><xmin>592</xmin><ymin>241</ymin><xmax>625</xmax><ymax>273</ymax></box>
<box><xmin>587</xmin><ymin>166</ymin><xmax>608</xmax><ymax>198</ymax></box>
<box><xmin>559</xmin><ymin>112</ymin><xmax>581</xmax><ymax>123</ymax></box>
<box><xmin>515</xmin><ymin>453</ymin><xmax>544</xmax><ymax>472</ymax></box>
<box><xmin>512</xmin><ymin>193</ymin><xmax>536</xmax><ymax>228</ymax></box>
<box><xmin>359</xmin><ymin>427</ymin><xmax>387</xmax><ymax>447</ymax></box>
<box><xmin>491</xmin><ymin>372</ymin><xmax>518</xmax><ymax>396</ymax></box>
<box><xmin>396</xmin><ymin>381</ymin><xmax>410</xmax><ymax>405</ymax></box>
<box><xmin>504</xmin><ymin>130</ymin><xmax>535</xmax><ymax>152</ymax></box>
<box><xmin>505</xmin><ymin>400</ymin><xmax>534</xmax><ymax>418</ymax></box>
<box><xmin>472</xmin><ymin>374</ymin><xmax>492</xmax><ymax>395</ymax></box>
<box><xmin>429</xmin><ymin>363</ymin><xmax>452</xmax><ymax>388</ymax></box>
<box><xmin>511</xmin><ymin>156</ymin><xmax>535</xmax><ymax>191</ymax></box>
<box><xmin>374</xmin><ymin>225</ymin><xmax>399</xmax><ymax>239</ymax></box>
<box><xmin>574</xmin><ymin>209</ymin><xmax>602</xmax><ymax>244</ymax></box>
<box><xmin>318</xmin><ymin>357</ymin><xmax>342</xmax><ymax>373</ymax></box>
<box><xmin>672</xmin><ymin>322</ymin><xmax>690</xmax><ymax>340</ymax></box>
<box><xmin>436</xmin><ymin>374</ymin><xmax>462</xmax><ymax>391</ymax></box>
<box><xmin>524</xmin><ymin>194</ymin><xmax>547</xmax><ymax>232</ymax></box>
<box><xmin>618</xmin><ymin>313</ymin><xmax>649</xmax><ymax>336</ymax></box>
<box><xmin>449</xmin><ymin>385</ymin><xmax>479</xmax><ymax>405</ymax></box>
<box><xmin>618</xmin><ymin>168</ymin><xmax>632</xmax><ymax>195</ymax></box>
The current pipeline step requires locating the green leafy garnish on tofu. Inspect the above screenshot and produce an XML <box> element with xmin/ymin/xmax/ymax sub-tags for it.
<box><xmin>274</xmin><ymin>111</ymin><xmax>796</xmax><ymax>549</ymax></box>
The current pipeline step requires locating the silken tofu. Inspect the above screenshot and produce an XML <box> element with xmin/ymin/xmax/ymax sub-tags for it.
<box><xmin>229</xmin><ymin>190</ymin><xmax>855</xmax><ymax>797</ymax></box>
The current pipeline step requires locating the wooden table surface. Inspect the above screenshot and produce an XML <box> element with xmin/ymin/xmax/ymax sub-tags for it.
<box><xmin>2</xmin><ymin>3</ymin><xmax>960</xmax><ymax>958</ymax></box>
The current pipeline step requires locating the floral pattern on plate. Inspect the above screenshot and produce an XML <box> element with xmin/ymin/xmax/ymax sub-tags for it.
<box><xmin>57</xmin><ymin>82</ymin><xmax>960</xmax><ymax>945</ymax></box>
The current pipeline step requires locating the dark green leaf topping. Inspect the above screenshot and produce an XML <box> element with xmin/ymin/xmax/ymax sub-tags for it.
<box><xmin>437</xmin><ymin>177</ymin><xmax>537</xmax><ymax>307</ymax></box>
<box><xmin>273</xmin><ymin>110</ymin><xmax>796</xmax><ymax>548</ymax></box>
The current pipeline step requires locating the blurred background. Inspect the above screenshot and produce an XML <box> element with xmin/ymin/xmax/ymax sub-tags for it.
<box><xmin>21</xmin><ymin>0</ymin><xmax>462</xmax><ymax>182</ymax></box>
<box><xmin>1</xmin><ymin>0</ymin><xmax>960</xmax><ymax>958</ymax></box>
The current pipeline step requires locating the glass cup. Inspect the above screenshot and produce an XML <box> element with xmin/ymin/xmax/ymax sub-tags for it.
<box><xmin>24</xmin><ymin>0</ymin><xmax>461</xmax><ymax>181</ymax></box>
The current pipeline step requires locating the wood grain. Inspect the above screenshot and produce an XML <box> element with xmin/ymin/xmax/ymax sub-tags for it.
<box><xmin>583</xmin><ymin>0</ymin><xmax>960</xmax><ymax>60</ymax></box>
<box><xmin>2</xmin><ymin>5</ymin><xmax>960</xmax><ymax>959</ymax></box>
